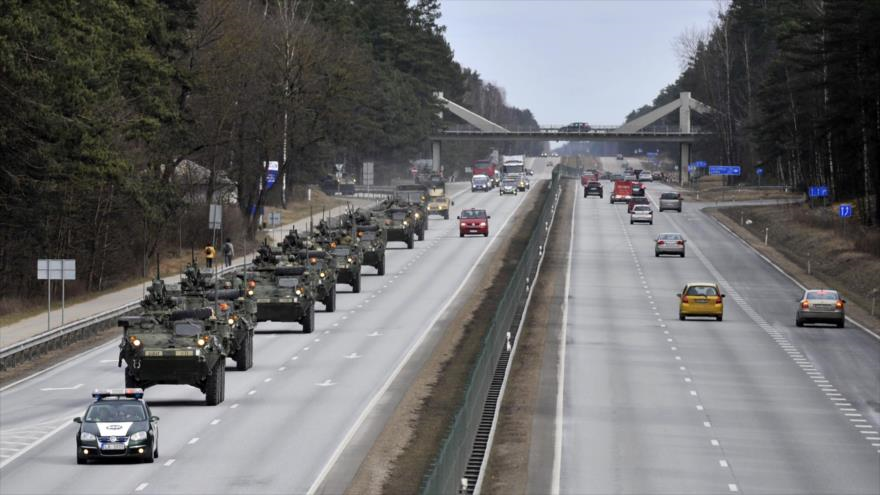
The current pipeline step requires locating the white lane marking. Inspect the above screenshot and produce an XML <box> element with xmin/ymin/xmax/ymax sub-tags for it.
<box><xmin>719</xmin><ymin>460</ymin><xmax>729</xmax><ymax>467</ymax></box>
<box><xmin>729</xmin><ymin>483</ymin><xmax>739</xmax><ymax>492</ymax></box>
<box><xmin>247</xmin><ymin>390</ymin><xmax>256</xmax><ymax>396</ymax></box>
<box><xmin>230</xmin><ymin>403</ymin><xmax>239</xmax><ymax>409</ymax></box>
<box><xmin>308</xmin><ymin>177</ymin><xmax>543</xmax><ymax>495</ymax></box>
<box><xmin>684</xmin><ymin>377</ymin><xmax>692</xmax><ymax>383</ymax></box>
<box><xmin>303</xmin><ymin>347</ymin><xmax>310</xmax><ymax>351</ymax></box>
<box><xmin>689</xmin><ymin>390</ymin><xmax>698</xmax><ymax>396</ymax></box>
<box><xmin>210</xmin><ymin>419</ymin><xmax>221</xmax><ymax>426</ymax></box>
<box><xmin>366</xmin><ymin>331</ymin><xmax>382</xmax><ymax>337</ymax></box>
<box><xmin>704</xmin><ymin>422</ymin><xmax>712</xmax><ymax>428</ymax></box>
<box><xmin>314</xmin><ymin>339</ymin><xmax>321</xmax><ymax>343</ymax></box>
<box><xmin>333</xmin><ymin>323</ymin><xmax>340</xmax><ymax>327</ymax></box>
<box><xmin>39</xmin><ymin>383</ymin><xmax>83</xmax><ymax>392</ymax></box>
<box><xmin>344</xmin><ymin>353</ymin><xmax>361</xmax><ymax>359</ymax></box>
<box><xmin>291</xmin><ymin>356</ymin><xmax>299</xmax><ymax>361</ymax></box>
<box><xmin>696</xmin><ymin>405</ymin><xmax>704</xmax><ymax>411</ymax></box>
<box><xmin>264</xmin><ymin>378</ymin><xmax>272</xmax><ymax>383</ymax></box>
<box><xmin>278</xmin><ymin>366</ymin><xmax>286</xmax><ymax>372</ymax></box>
<box><xmin>711</xmin><ymin>439</ymin><xmax>720</xmax><ymax>446</ymax></box>
<box><xmin>188</xmin><ymin>437</ymin><xmax>199</xmax><ymax>445</ymax></box>
<box><xmin>316</xmin><ymin>379</ymin><xmax>335</xmax><ymax>387</ymax></box>
<box><xmin>164</xmin><ymin>458</ymin><xmax>175</xmax><ymax>466</ymax></box>
<box><xmin>99</xmin><ymin>359</ymin><xmax>116</xmax><ymax>363</ymax></box>
<box><xmin>135</xmin><ymin>483</ymin><xmax>149</xmax><ymax>492</ymax></box>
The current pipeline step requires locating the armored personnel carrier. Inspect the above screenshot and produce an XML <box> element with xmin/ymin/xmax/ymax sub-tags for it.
<box><xmin>247</xmin><ymin>243</ymin><xmax>317</xmax><ymax>333</ymax></box>
<box><xmin>394</xmin><ymin>185</ymin><xmax>429</xmax><ymax>240</ymax></box>
<box><xmin>118</xmin><ymin>280</ymin><xmax>242</xmax><ymax>405</ymax></box>
<box><xmin>381</xmin><ymin>207</ymin><xmax>415</xmax><ymax>249</ymax></box>
<box><xmin>356</xmin><ymin>224</ymin><xmax>387</xmax><ymax>275</ymax></box>
<box><xmin>295</xmin><ymin>250</ymin><xmax>338</xmax><ymax>312</ymax></box>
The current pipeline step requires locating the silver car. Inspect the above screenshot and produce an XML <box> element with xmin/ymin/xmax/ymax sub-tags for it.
<box><xmin>659</xmin><ymin>192</ymin><xmax>682</xmax><ymax>212</ymax></box>
<box><xmin>655</xmin><ymin>233</ymin><xmax>686</xmax><ymax>257</ymax></box>
<box><xmin>796</xmin><ymin>289</ymin><xmax>845</xmax><ymax>328</ymax></box>
<box><xmin>630</xmin><ymin>205</ymin><xmax>653</xmax><ymax>224</ymax></box>
<box><xmin>499</xmin><ymin>179</ymin><xmax>518</xmax><ymax>195</ymax></box>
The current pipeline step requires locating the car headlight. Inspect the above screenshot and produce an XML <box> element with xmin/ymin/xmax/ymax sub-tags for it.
<box><xmin>403</xmin><ymin>221</ymin><xmax>409</xmax><ymax>226</ymax></box>
<box><xmin>347</xmin><ymin>256</ymin><xmax>353</xmax><ymax>263</ymax></box>
<box><xmin>319</xmin><ymin>271</ymin><xmax>326</xmax><ymax>278</ymax></box>
<box><xmin>130</xmin><ymin>431</ymin><xmax>147</xmax><ymax>442</ymax></box>
<box><xmin>80</xmin><ymin>431</ymin><xmax>96</xmax><ymax>442</ymax></box>
<box><xmin>414</xmin><ymin>213</ymin><xmax>421</xmax><ymax>219</ymax></box>
<box><xmin>227</xmin><ymin>318</ymin><xmax>235</xmax><ymax>325</ymax></box>
<box><xmin>295</xmin><ymin>288</ymin><xmax>303</xmax><ymax>296</ymax></box>
<box><xmin>247</xmin><ymin>289</ymin><xmax>254</xmax><ymax>296</ymax></box>
<box><xmin>197</xmin><ymin>337</ymin><xmax>207</xmax><ymax>347</ymax></box>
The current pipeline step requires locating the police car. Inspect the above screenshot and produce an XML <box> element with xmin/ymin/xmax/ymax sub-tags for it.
<box><xmin>73</xmin><ymin>389</ymin><xmax>159</xmax><ymax>464</ymax></box>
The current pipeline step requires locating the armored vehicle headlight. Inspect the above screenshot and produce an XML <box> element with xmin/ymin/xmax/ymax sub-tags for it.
<box><xmin>80</xmin><ymin>432</ymin><xmax>96</xmax><ymax>441</ymax></box>
<box><xmin>310</xmin><ymin>257</ymin><xmax>318</xmax><ymax>265</ymax></box>
<box><xmin>319</xmin><ymin>271</ymin><xmax>326</xmax><ymax>278</ymax></box>
<box><xmin>130</xmin><ymin>431</ymin><xmax>147</xmax><ymax>441</ymax></box>
<box><xmin>197</xmin><ymin>337</ymin><xmax>207</xmax><ymax>347</ymax></box>
<box><xmin>414</xmin><ymin>213</ymin><xmax>421</xmax><ymax>219</ymax></box>
<box><xmin>132</xmin><ymin>339</ymin><xmax>141</xmax><ymax>347</ymax></box>
<box><xmin>346</xmin><ymin>257</ymin><xmax>353</xmax><ymax>263</ymax></box>
<box><xmin>247</xmin><ymin>289</ymin><xmax>254</xmax><ymax>296</ymax></box>
<box><xmin>227</xmin><ymin>318</ymin><xmax>235</xmax><ymax>325</ymax></box>
<box><xmin>403</xmin><ymin>221</ymin><xmax>409</xmax><ymax>226</ymax></box>
<box><xmin>295</xmin><ymin>288</ymin><xmax>304</xmax><ymax>296</ymax></box>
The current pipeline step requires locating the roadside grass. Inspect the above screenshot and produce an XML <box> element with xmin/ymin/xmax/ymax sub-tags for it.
<box><xmin>712</xmin><ymin>203</ymin><xmax>880</xmax><ymax>332</ymax></box>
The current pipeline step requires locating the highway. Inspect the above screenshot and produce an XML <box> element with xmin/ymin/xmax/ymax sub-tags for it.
<box><xmin>554</xmin><ymin>158</ymin><xmax>880</xmax><ymax>494</ymax></box>
<box><xmin>0</xmin><ymin>158</ymin><xmax>554</xmax><ymax>494</ymax></box>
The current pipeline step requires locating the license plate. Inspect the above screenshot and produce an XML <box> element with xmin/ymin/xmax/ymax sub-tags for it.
<box><xmin>145</xmin><ymin>350</ymin><xmax>163</xmax><ymax>357</ymax></box>
<box><xmin>102</xmin><ymin>443</ymin><xmax>125</xmax><ymax>450</ymax></box>
<box><xmin>175</xmin><ymin>350</ymin><xmax>194</xmax><ymax>357</ymax></box>
<box><xmin>695</xmin><ymin>300</ymin><xmax>708</xmax><ymax>304</ymax></box>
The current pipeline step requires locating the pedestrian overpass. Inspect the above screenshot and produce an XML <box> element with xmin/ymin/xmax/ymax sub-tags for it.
<box><xmin>430</xmin><ymin>91</ymin><xmax>713</xmax><ymax>185</ymax></box>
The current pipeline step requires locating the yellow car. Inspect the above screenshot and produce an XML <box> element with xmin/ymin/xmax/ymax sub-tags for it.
<box><xmin>678</xmin><ymin>282</ymin><xmax>725</xmax><ymax>321</ymax></box>
<box><xmin>426</xmin><ymin>196</ymin><xmax>453</xmax><ymax>219</ymax></box>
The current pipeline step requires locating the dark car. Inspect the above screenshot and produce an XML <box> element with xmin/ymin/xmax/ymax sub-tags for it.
<box><xmin>627</xmin><ymin>196</ymin><xmax>650</xmax><ymax>213</ymax></box>
<box><xmin>559</xmin><ymin>122</ymin><xmax>592</xmax><ymax>132</ymax></box>
<box><xmin>583</xmin><ymin>181</ymin><xmax>603</xmax><ymax>198</ymax></box>
<box><xmin>74</xmin><ymin>389</ymin><xmax>159</xmax><ymax>464</ymax></box>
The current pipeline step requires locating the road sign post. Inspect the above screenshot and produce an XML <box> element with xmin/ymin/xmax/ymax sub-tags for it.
<box><xmin>38</xmin><ymin>259</ymin><xmax>75</xmax><ymax>331</ymax></box>
<box><xmin>839</xmin><ymin>203</ymin><xmax>853</xmax><ymax>235</ymax></box>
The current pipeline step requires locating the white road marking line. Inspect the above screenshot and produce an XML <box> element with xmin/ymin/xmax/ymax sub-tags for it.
<box><xmin>324</xmin><ymin>330</ymin><xmax>331</xmax><ymax>334</ymax></box>
<box><xmin>291</xmin><ymin>356</ymin><xmax>299</xmax><ymax>360</ymax></box>
<box><xmin>344</xmin><ymin>353</ymin><xmax>361</xmax><ymax>359</ymax></box>
<box><xmin>711</xmin><ymin>439</ymin><xmax>720</xmax><ymax>446</ymax></box>
<box><xmin>866</xmin><ymin>436</ymin><xmax>880</xmax><ymax>440</ymax></box>
<box><xmin>684</xmin><ymin>377</ymin><xmax>692</xmax><ymax>383</ymax></box>
<box><xmin>690</xmin><ymin>390</ymin><xmax>698</xmax><ymax>396</ymax></box>
<box><xmin>696</xmin><ymin>405</ymin><xmax>704</xmax><ymax>411</ymax></box>
<box><xmin>230</xmin><ymin>403</ymin><xmax>239</xmax><ymax>409</ymax></box>
<box><xmin>278</xmin><ymin>366</ymin><xmax>286</xmax><ymax>371</ymax></box>
<box><xmin>860</xmin><ymin>431</ymin><xmax>878</xmax><ymax>435</ymax></box>
<box><xmin>39</xmin><ymin>383</ymin><xmax>83</xmax><ymax>392</ymax></box>
<box><xmin>854</xmin><ymin>425</ymin><xmax>873</xmax><ymax>428</ymax></box>
<box><xmin>303</xmin><ymin>347</ymin><xmax>310</xmax><ymax>351</ymax></box>
<box><xmin>675</xmin><ymin>356</ymin><xmax>682</xmax><ymax>361</ymax></box>
<box><xmin>314</xmin><ymin>339</ymin><xmax>321</xmax><ymax>343</ymax></box>
<box><xmin>164</xmin><ymin>458</ymin><xmax>175</xmax><ymax>466</ymax></box>
<box><xmin>99</xmin><ymin>359</ymin><xmax>116</xmax><ymax>363</ymax></box>
<box><xmin>135</xmin><ymin>483</ymin><xmax>149</xmax><ymax>492</ymax></box>
<box><xmin>719</xmin><ymin>460</ymin><xmax>729</xmax><ymax>467</ymax></box>
<box><xmin>188</xmin><ymin>437</ymin><xmax>199</xmax><ymax>445</ymax></box>
<box><xmin>729</xmin><ymin>483</ymin><xmax>739</xmax><ymax>492</ymax></box>
<box><xmin>671</xmin><ymin>346</ymin><xmax>678</xmax><ymax>351</ymax></box>
<box><xmin>704</xmin><ymin>422</ymin><xmax>712</xmax><ymax>428</ymax></box>
<box><xmin>680</xmin><ymin>366</ymin><xmax>687</xmax><ymax>371</ymax></box>
<box><xmin>248</xmin><ymin>390</ymin><xmax>256</xmax><ymax>396</ymax></box>
<box><xmin>264</xmin><ymin>378</ymin><xmax>272</xmax><ymax>383</ymax></box>
<box><xmin>210</xmin><ymin>419</ymin><xmax>221</xmax><ymax>425</ymax></box>
<box><xmin>367</xmin><ymin>331</ymin><xmax>382</xmax><ymax>337</ymax></box>
<box><xmin>316</xmin><ymin>379</ymin><xmax>335</xmax><ymax>387</ymax></box>
<box><xmin>829</xmin><ymin>397</ymin><xmax>847</xmax><ymax>401</ymax></box>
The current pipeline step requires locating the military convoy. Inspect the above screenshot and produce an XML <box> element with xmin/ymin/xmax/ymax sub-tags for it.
<box><xmin>116</xmin><ymin>174</ymin><xmax>459</xmax><ymax>402</ymax></box>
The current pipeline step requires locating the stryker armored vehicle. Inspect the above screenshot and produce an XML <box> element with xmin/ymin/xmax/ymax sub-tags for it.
<box><xmin>355</xmin><ymin>224</ymin><xmax>387</xmax><ymax>275</ymax></box>
<box><xmin>381</xmin><ymin>207</ymin><xmax>415</xmax><ymax>249</ymax></box>
<box><xmin>294</xmin><ymin>250</ymin><xmax>338</xmax><ymax>312</ymax></box>
<box><xmin>118</xmin><ymin>280</ymin><xmax>244</xmax><ymax>405</ymax></box>
<box><xmin>247</xmin><ymin>243</ymin><xmax>317</xmax><ymax>332</ymax></box>
<box><xmin>328</xmin><ymin>230</ymin><xmax>364</xmax><ymax>292</ymax></box>
<box><xmin>394</xmin><ymin>185</ymin><xmax>429</xmax><ymax>240</ymax></box>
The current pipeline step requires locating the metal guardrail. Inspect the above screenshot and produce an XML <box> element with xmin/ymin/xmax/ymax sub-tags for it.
<box><xmin>421</xmin><ymin>164</ymin><xmax>578</xmax><ymax>494</ymax></box>
<box><xmin>0</xmin><ymin>265</ymin><xmax>240</xmax><ymax>371</ymax></box>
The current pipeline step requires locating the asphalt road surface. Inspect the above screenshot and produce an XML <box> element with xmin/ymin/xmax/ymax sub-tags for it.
<box><xmin>555</xmin><ymin>162</ymin><xmax>879</xmax><ymax>494</ymax></box>
<box><xmin>0</xmin><ymin>159</ymin><xmax>553</xmax><ymax>495</ymax></box>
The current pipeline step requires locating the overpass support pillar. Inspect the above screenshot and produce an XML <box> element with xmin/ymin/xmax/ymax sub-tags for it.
<box><xmin>432</xmin><ymin>141</ymin><xmax>441</xmax><ymax>174</ymax></box>
<box><xmin>679</xmin><ymin>142</ymin><xmax>690</xmax><ymax>186</ymax></box>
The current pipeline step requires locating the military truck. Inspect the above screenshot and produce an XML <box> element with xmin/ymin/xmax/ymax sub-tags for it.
<box><xmin>356</xmin><ymin>224</ymin><xmax>387</xmax><ymax>275</ymax></box>
<box><xmin>247</xmin><ymin>243</ymin><xmax>317</xmax><ymax>333</ymax></box>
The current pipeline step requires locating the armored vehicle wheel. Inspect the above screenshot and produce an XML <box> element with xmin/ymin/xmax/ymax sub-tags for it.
<box><xmin>302</xmin><ymin>304</ymin><xmax>315</xmax><ymax>333</ymax></box>
<box><xmin>205</xmin><ymin>361</ymin><xmax>225</xmax><ymax>406</ymax></box>
<box><xmin>406</xmin><ymin>234</ymin><xmax>414</xmax><ymax>249</ymax></box>
<box><xmin>425</xmin><ymin>216</ymin><xmax>429</xmax><ymax>231</ymax></box>
<box><xmin>235</xmin><ymin>333</ymin><xmax>253</xmax><ymax>371</ymax></box>
<box><xmin>325</xmin><ymin>285</ymin><xmax>337</xmax><ymax>312</ymax></box>
<box><xmin>353</xmin><ymin>272</ymin><xmax>362</xmax><ymax>293</ymax></box>
<box><xmin>417</xmin><ymin>225</ymin><xmax>425</xmax><ymax>241</ymax></box>
<box><xmin>378</xmin><ymin>256</ymin><xmax>386</xmax><ymax>276</ymax></box>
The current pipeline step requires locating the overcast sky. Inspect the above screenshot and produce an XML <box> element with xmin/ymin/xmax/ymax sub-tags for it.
<box><xmin>439</xmin><ymin>0</ymin><xmax>719</xmax><ymax>126</ymax></box>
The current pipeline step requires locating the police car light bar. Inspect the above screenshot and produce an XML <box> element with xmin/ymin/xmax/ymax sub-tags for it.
<box><xmin>92</xmin><ymin>388</ymin><xmax>145</xmax><ymax>400</ymax></box>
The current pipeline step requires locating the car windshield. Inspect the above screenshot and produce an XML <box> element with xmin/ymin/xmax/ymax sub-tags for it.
<box><xmin>633</xmin><ymin>206</ymin><xmax>652</xmax><ymax>212</ymax></box>
<box><xmin>85</xmin><ymin>402</ymin><xmax>147</xmax><ymax>422</ymax></box>
<box><xmin>806</xmin><ymin>291</ymin><xmax>839</xmax><ymax>300</ymax></box>
<box><xmin>472</xmin><ymin>177</ymin><xmax>487</xmax><ymax>184</ymax></box>
<box><xmin>588</xmin><ymin>182</ymin><xmax>601</xmax><ymax>187</ymax></box>
<box><xmin>503</xmin><ymin>181</ymin><xmax>516</xmax><ymax>186</ymax></box>
<box><xmin>686</xmin><ymin>285</ymin><xmax>719</xmax><ymax>296</ymax></box>
<box><xmin>174</xmin><ymin>321</ymin><xmax>203</xmax><ymax>337</ymax></box>
<box><xmin>278</xmin><ymin>277</ymin><xmax>299</xmax><ymax>288</ymax></box>
<box><xmin>661</xmin><ymin>193</ymin><xmax>680</xmax><ymax>199</ymax></box>
<box><xmin>658</xmin><ymin>233</ymin><xmax>683</xmax><ymax>240</ymax></box>
<box><xmin>391</xmin><ymin>211</ymin><xmax>407</xmax><ymax>220</ymax></box>
<box><xmin>461</xmin><ymin>210</ymin><xmax>486</xmax><ymax>219</ymax></box>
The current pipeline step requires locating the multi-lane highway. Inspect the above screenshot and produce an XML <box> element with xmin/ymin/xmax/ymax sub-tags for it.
<box><xmin>554</xmin><ymin>158</ymin><xmax>879</xmax><ymax>494</ymax></box>
<box><xmin>0</xmin><ymin>158</ymin><xmax>554</xmax><ymax>494</ymax></box>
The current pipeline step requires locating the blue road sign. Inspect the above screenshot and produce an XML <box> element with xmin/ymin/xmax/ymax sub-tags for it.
<box><xmin>708</xmin><ymin>165</ymin><xmax>741</xmax><ymax>176</ymax></box>
<box><xmin>839</xmin><ymin>204</ymin><xmax>853</xmax><ymax>218</ymax></box>
<box><xmin>756</xmin><ymin>167</ymin><xmax>764</xmax><ymax>176</ymax></box>
<box><xmin>688</xmin><ymin>165</ymin><xmax>696</xmax><ymax>173</ymax></box>
<box><xmin>808</xmin><ymin>186</ymin><xmax>829</xmax><ymax>198</ymax></box>
<box><xmin>694</xmin><ymin>160</ymin><xmax>707</xmax><ymax>168</ymax></box>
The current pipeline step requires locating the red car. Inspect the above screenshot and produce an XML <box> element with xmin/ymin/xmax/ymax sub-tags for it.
<box><xmin>458</xmin><ymin>208</ymin><xmax>490</xmax><ymax>237</ymax></box>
